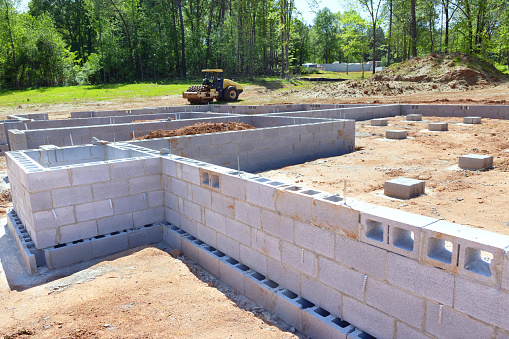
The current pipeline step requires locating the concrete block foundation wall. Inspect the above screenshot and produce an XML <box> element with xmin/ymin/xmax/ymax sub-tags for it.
<box><xmin>161</xmin><ymin>157</ymin><xmax>509</xmax><ymax>339</ymax></box>
<box><xmin>7</xmin><ymin>144</ymin><xmax>164</xmax><ymax>249</ymax></box>
<box><xmin>401</xmin><ymin>104</ymin><xmax>509</xmax><ymax>119</ymax></box>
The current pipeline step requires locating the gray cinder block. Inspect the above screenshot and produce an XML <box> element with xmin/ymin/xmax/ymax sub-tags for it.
<box><xmin>370</xmin><ymin>118</ymin><xmax>388</xmax><ymax>126</ymax></box>
<box><xmin>386</xmin><ymin>130</ymin><xmax>407</xmax><ymax>139</ymax></box>
<box><xmin>459</xmin><ymin>154</ymin><xmax>493</xmax><ymax>170</ymax></box>
<box><xmin>406</xmin><ymin>114</ymin><xmax>422</xmax><ymax>121</ymax></box>
<box><xmin>384</xmin><ymin>177</ymin><xmax>425</xmax><ymax>199</ymax></box>
<box><xmin>428</xmin><ymin>122</ymin><xmax>448</xmax><ymax>131</ymax></box>
<box><xmin>464</xmin><ymin>116</ymin><xmax>481</xmax><ymax>124</ymax></box>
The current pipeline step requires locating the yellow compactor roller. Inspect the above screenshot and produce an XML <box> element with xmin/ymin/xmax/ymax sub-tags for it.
<box><xmin>183</xmin><ymin>69</ymin><xmax>243</xmax><ymax>104</ymax></box>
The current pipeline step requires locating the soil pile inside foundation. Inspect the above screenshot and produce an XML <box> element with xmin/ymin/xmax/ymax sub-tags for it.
<box><xmin>136</xmin><ymin>121</ymin><xmax>255</xmax><ymax>139</ymax></box>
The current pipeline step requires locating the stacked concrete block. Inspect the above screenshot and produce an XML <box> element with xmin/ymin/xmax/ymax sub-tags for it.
<box><xmin>464</xmin><ymin>116</ymin><xmax>482</xmax><ymax>124</ymax></box>
<box><xmin>406</xmin><ymin>114</ymin><xmax>423</xmax><ymax>121</ymax></box>
<box><xmin>459</xmin><ymin>154</ymin><xmax>493</xmax><ymax>170</ymax></box>
<box><xmin>371</xmin><ymin>118</ymin><xmax>388</xmax><ymax>126</ymax></box>
<box><xmin>386</xmin><ymin>130</ymin><xmax>407</xmax><ymax>139</ymax></box>
<box><xmin>384</xmin><ymin>177</ymin><xmax>425</xmax><ymax>199</ymax></box>
<box><xmin>428</xmin><ymin>122</ymin><xmax>448</xmax><ymax>131</ymax></box>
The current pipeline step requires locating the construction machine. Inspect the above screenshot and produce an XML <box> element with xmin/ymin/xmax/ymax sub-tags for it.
<box><xmin>183</xmin><ymin>69</ymin><xmax>243</xmax><ymax>104</ymax></box>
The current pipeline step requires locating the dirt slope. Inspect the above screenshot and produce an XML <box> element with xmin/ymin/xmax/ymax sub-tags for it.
<box><xmin>136</xmin><ymin>122</ymin><xmax>255</xmax><ymax>140</ymax></box>
<box><xmin>278</xmin><ymin>53</ymin><xmax>509</xmax><ymax>99</ymax></box>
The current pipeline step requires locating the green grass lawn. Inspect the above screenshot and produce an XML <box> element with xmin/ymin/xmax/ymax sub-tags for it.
<box><xmin>0</xmin><ymin>76</ymin><xmax>299</xmax><ymax>109</ymax></box>
<box><xmin>0</xmin><ymin>82</ymin><xmax>191</xmax><ymax>108</ymax></box>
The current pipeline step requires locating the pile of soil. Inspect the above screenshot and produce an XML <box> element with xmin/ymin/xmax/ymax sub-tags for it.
<box><xmin>280</xmin><ymin>53</ymin><xmax>508</xmax><ymax>99</ymax></box>
<box><xmin>372</xmin><ymin>52</ymin><xmax>507</xmax><ymax>85</ymax></box>
<box><xmin>136</xmin><ymin>121</ymin><xmax>255</xmax><ymax>140</ymax></box>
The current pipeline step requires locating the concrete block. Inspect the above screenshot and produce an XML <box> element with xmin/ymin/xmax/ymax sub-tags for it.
<box><xmin>216</xmin><ymin>233</ymin><xmax>240</xmax><ymax>261</ymax></box>
<box><xmin>234</xmin><ymin>201</ymin><xmax>261</xmax><ymax>229</ymax></box>
<box><xmin>143</xmin><ymin>157</ymin><xmax>161</xmax><ymax>175</ymax></box>
<box><xmin>112</xmin><ymin>194</ymin><xmax>148</xmax><ymax>215</ymax></box>
<box><xmin>252</xmin><ymin>230</ymin><xmax>281</xmax><ymax>261</ymax></box>
<box><xmin>454</xmin><ymin>276</ymin><xmax>509</xmax><ymax>329</ymax></box>
<box><xmin>459</xmin><ymin>154</ymin><xmax>493</xmax><ymax>170</ymax></box>
<box><xmin>183</xmin><ymin>199</ymin><xmax>202</xmax><ymax>223</ymax></box>
<box><xmin>26</xmin><ymin>169</ymin><xmax>71</xmax><ymax>192</ymax></box>
<box><xmin>335</xmin><ymin>235</ymin><xmax>387</xmax><ymax>279</ymax></box>
<box><xmin>51</xmin><ymin>185</ymin><xmax>93</xmax><ymax>208</ymax></box>
<box><xmin>109</xmin><ymin>160</ymin><xmax>144</xmax><ymax>180</ymax></box>
<box><xmin>311</xmin><ymin>197</ymin><xmax>360</xmax><ymax>239</ymax></box>
<box><xmin>92</xmin><ymin>179</ymin><xmax>129</xmax><ymax>200</ymax></box>
<box><xmin>396</xmin><ymin>322</ymin><xmax>429</xmax><ymax>339</ymax></box>
<box><xmin>274</xmin><ymin>289</ymin><xmax>303</xmax><ymax>332</ymax></box>
<box><xmin>127</xmin><ymin>224</ymin><xmax>162</xmax><ymax>248</ymax></box>
<box><xmin>497</xmin><ymin>330</ymin><xmax>509</xmax><ymax>339</ymax></box>
<box><xmin>211</xmin><ymin>191</ymin><xmax>235</xmax><ymax>218</ymax></box>
<box><xmin>267</xmin><ymin>257</ymin><xmax>300</xmax><ymax>294</ymax></box>
<box><xmin>342</xmin><ymin>296</ymin><xmax>395</xmax><ymax>339</ymax></box>
<box><xmin>148</xmin><ymin>190</ymin><xmax>164</xmax><ymax>208</ymax></box>
<box><xmin>32</xmin><ymin>206</ymin><xmax>76</xmax><ymax>230</ymax></box>
<box><xmin>190</xmin><ymin>184</ymin><xmax>212</xmax><ymax>209</ymax></box>
<box><xmin>464</xmin><ymin>116</ymin><xmax>482</xmax><ymax>124</ymax></box>
<box><xmin>177</xmin><ymin>162</ymin><xmax>201</xmax><ymax>185</ymax></box>
<box><xmin>304</xmin><ymin>308</ymin><xmax>356</xmax><ymax>339</ymax></box>
<box><xmin>406</xmin><ymin>114</ymin><xmax>422</xmax><ymax>121</ymax></box>
<box><xmin>244</xmin><ymin>273</ymin><xmax>277</xmax><ymax>311</ymax></box>
<box><xmin>504</xmin><ymin>255</ymin><xmax>509</xmax><ymax>291</ymax></box>
<box><xmin>204</xmin><ymin>208</ymin><xmax>226</xmax><ymax>233</ymax></box>
<box><xmin>384</xmin><ymin>177</ymin><xmax>425</xmax><ymax>199</ymax></box>
<box><xmin>357</xmin><ymin>202</ymin><xmax>435</xmax><ymax>257</ymax></box>
<box><xmin>129</xmin><ymin>174</ymin><xmax>161</xmax><ymax>194</ymax></box>
<box><xmin>219</xmin><ymin>174</ymin><xmax>246</xmax><ymax>200</ymax></box>
<box><xmin>97</xmin><ymin>213</ymin><xmax>133</xmax><ymax>234</ymax></box>
<box><xmin>425</xmin><ymin>301</ymin><xmax>495</xmax><ymax>338</ymax></box>
<box><xmin>198</xmin><ymin>246</ymin><xmax>221</xmax><ymax>277</ymax></box>
<box><xmin>163</xmin><ymin>224</ymin><xmax>183</xmax><ymax>249</ymax></box>
<box><xmin>70</xmin><ymin>165</ymin><xmax>109</xmax><ymax>185</ymax></box>
<box><xmin>58</xmin><ymin>220</ymin><xmax>99</xmax><ymax>244</ymax></box>
<box><xmin>45</xmin><ymin>239</ymin><xmax>93</xmax><ymax>269</ymax></box>
<box><xmin>226</xmin><ymin>218</ymin><xmax>251</xmax><ymax>246</ymax></box>
<box><xmin>171</xmin><ymin>177</ymin><xmax>189</xmax><ymax>199</ymax></box>
<box><xmin>371</xmin><ymin>118</ymin><xmax>388</xmax><ymax>126</ymax></box>
<box><xmin>91</xmin><ymin>232</ymin><xmax>129</xmax><ymax>258</ymax></box>
<box><xmin>180</xmin><ymin>235</ymin><xmax>201</xmax><ymax>262</ymax></box>
<box><xmin>30</xmin><ymin>227</ymin><xmax>57</xmax><ymax>249</ymax></box>
<box><xmin>275</xmin><ymin>186</ymin><xmax>313</xmax><ymax>223</ymax></box>
<box><xmin>196</xmin><ymin>222</ymin><xmax>216</xmax><ymax>248</ymax></box>
<box><xmin>386</xmin><ymin>130</ymin><xmax>407</xmax><ymax>139</ymax></box>
<box><xmin>319</xmin><ymin>257</ymin><xmax>365</xmax><ymax>301</ymax></box>
<box><xmin>246</xmin><ymin>180</ymin><xmax>278</xmax><ymax>211</ymax></box>
<box><xmin>300</xmin><ymin>275</ymin><xmax>341</xmax><ymax>316</ymax></box>
<box><xmin>387</xmin><ymin>252</ymin><xmax>454</xmax><ymax>306</ymax></box>
<box><xmin>428</xmin><ymin>122</ymin><xmax>448</xmax><ymax>131</ymax></box>
<box><xmin>75</xmin><ymin>200</ymin><xmax>113</xmax><ymax>222</ymax></box>
<box><xmin>366</xmin><ymin>278</ymin><xmax>425</xmax><ymax>328</ymax></box>
<box><xmin>261</xmin><ymin>209</ymin><xmax>294</xmax><ymax>241</ymax></box>
<box><xmin>295</xmin><ymin>221</ymin><xmax>334</xmax><ymax>257</ymax></box>
<box><xmin>218</xmin><ymin>259</ymin><xmax>246</xmax><ymax>294</ymax></box>
<box><xmin>282</xmin><ymin>241</ymin><xmax>318</xmax><ymax>278</ymax></box>
<box><xmin>28</xmin><ymin>190</ymin><xmax>52</xmax><ymax>212</ymax></box>
<box><xmin>133</xmin><ymin>207</ymin><xmax>164</xmax><ymax>227</ymax></box>
<box><xmin>240</xmin><ymin>244</ymin><xmax>267</xmax><ymax>276</ymax></box>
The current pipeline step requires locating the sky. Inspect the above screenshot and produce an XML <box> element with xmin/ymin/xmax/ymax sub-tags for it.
<box><xmin>18</xmin><ymin>0</ymin><xmax>346</xmax><ymax>24</ymax></box>
<box><xmin>294</xmin><ymin>0</ymin><xmax>347</xmax><ymax>25</ymax></box>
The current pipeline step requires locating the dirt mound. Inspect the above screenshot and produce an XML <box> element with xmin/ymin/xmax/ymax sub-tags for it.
<box><xmin>136</xmin><ymin>121</ymin><xmax>255</xmax><ymax>140</ymax></box>
<box><xmin>372</xmin><ymin>53</ymin><xmax>507</xmax><ymax>85</ymax></box>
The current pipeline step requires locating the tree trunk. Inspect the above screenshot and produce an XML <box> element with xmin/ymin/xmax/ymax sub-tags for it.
<box><xmin>387</xmin><ymin>0</ymin><xmax>392</xmax><ymax>66</ymax></box>
<box><xmin>177</xmin><ymin>0</ymin><xmax>186</xmax><ymax>77</ymax></box>
<box><xmin>411</xmin><ymin>0</ymin><xmax>417</xmax><ymax>57</ymax></box>
<box><xmin>4</xmin><ymin>1</ymin><xmax>19</xmax><ymax>88</ymax></box>
<box><xmin>372</xmin><ymin>22</ymin><xmax>376</xmax><ymax>74</ymax></box>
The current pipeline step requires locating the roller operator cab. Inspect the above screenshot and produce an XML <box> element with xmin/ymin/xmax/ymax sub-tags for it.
<box><xmin>183</xmin><ymin>69</ymin><xmax>244</xmax><ymax>104</ymax></box>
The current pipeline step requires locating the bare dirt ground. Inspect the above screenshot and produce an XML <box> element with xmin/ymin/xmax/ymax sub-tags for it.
<box><xmin>136</xmin><ymin>122</ymin><xmax>255</xmax><ymax>140</ymax></box>
<box><xmin>261</xmin><ymin>115</ymin><xmax>509</xmax><ymax>235</ymax></box>
<box><xmin>0</xmin><ymin>246</ymin><xmax>297</xmax><ymax>339</ymax></box>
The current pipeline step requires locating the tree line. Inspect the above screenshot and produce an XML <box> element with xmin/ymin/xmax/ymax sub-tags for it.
<box><xmin>0</xmin><ymin>0</ymin><xmax>508</xmax><ymax>88</ymax></box>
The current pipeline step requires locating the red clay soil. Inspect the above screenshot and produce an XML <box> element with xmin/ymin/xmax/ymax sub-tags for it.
<box><xmin>136</xmin><ymin>122</ymin><xmax>255</xmax><ymax>140</ymax></box>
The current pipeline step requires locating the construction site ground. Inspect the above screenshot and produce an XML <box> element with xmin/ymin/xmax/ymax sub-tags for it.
<box><xmin>1</xmin><ymin>57</ymin><xmax>509</xmax><ymax>337</ymax></box>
